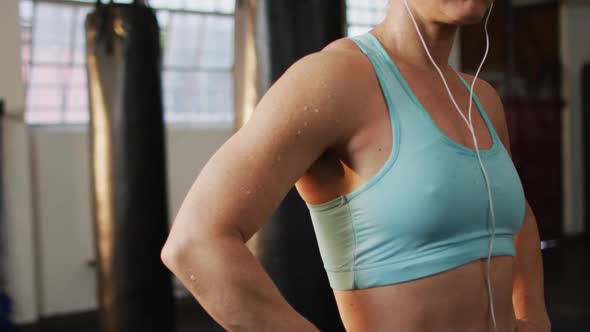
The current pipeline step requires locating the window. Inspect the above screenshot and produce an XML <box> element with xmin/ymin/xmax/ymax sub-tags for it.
<box><xmin>346</xmin><ymin>0</ymin><xmax>389</xmax><ymax>37</ymax></box>
<box><xmin>19</xmin><ymin>0</ymin><xmax>235</xmax><ymax>125</ymax></box>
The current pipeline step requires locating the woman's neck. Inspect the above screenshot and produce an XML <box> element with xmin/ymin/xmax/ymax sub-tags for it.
<box><xmin>372</xmin><ymin>0</ymin><xmax>457</xmax><ymax>71</ymax></box>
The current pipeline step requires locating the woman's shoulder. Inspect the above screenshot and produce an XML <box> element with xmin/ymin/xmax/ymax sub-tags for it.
<box><xmin>285</xmin><ymin>37</ymin><xmax>372</xmax><ymax>76</ymax></box>
<box><xmin>279</xmin><ymin>37</ymin><xmax>378</xmax><ymax>102</ymax></box>
<box><xmin>270</xmin><ymin>38</ymin><xmax>373</xmax><ymax>104</ymax></box>
<box><xmin>322</xmin><ymin>37</ymin><xmax>364</xmax><ymax>54</ymax></box>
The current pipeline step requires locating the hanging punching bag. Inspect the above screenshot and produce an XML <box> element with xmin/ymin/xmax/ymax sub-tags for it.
<box><xmin>85</xmin><ymin>1</ymin><xmax>175</xmax><ymax>331</ymax></box>
<box><xmin>253</xmin><ymin>1</ymin><xmax>346</xmax><ymax>331</ymax></box>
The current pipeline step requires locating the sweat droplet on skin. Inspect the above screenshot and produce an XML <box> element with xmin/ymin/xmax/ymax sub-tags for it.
<box><xmin>189</xmin><ymin>274</ymin><xmax>196</xmax><ymax>281</ymax></box>
<box><xmin>314</xmin><ymin>108</ymin><xmax>319</xmax><ymax>113</ymax></box>
<box><xmin>296</xmin><ymin>130</ymin><xmax>302</xmax><ymax>136</ymax></box>
<box><xmin>303</xmin><ymin>106</ymin><xmax>309</xmax><ymax>111</ymax></box>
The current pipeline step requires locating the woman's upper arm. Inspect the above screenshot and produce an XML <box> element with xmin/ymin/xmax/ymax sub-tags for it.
<box><xmin>168</xmin><ymin>50</ymin><xmax>366</xmax><ymax>245</ymax></box>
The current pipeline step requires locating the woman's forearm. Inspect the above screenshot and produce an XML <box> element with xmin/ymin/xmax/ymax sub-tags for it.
<box><xmin>512</xmin><ymin>245</ymin><xmax>550</xmax><ymax>326</ymax></box>
<box><xmin>512</xmin><ymin>202</ymin><xmax>551</xmax><ymax>329</ymax></box>
<box><xmin>162</xmin><ymin>233</ymin><xmax>320</xmax><ymax>332</ymax></box>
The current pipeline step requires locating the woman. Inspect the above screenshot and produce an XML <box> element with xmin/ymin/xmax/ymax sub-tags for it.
<box><xmin>161</xmin><ymin>0</ymin><xmax>551</xmax><ymax>331</ymax></box>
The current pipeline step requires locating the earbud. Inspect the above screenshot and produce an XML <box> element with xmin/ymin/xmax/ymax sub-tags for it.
<box><xmin>402</xmin><ymin>1</ymin><xmax>498</xmax><ymax>331</ymax></box>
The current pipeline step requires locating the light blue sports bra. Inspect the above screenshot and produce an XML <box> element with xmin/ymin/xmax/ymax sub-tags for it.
<box><xmin>305</xmin><ymin>33</ymin><xmax>526</xmax><ymax>290</ymax></box>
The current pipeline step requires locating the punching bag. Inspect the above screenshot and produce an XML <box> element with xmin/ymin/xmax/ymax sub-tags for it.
<box><xmin>85</xmin><ymin>1</ymin><xmax>175</xmax><ymax>331</ymax></box>
<box><xmin>254</xmin><ymin>1</ymin><xmax>347</xmax><ymax>331</ymax></box>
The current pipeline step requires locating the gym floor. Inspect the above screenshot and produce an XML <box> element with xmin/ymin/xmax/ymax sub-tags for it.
<box><xmin>16</xmin><ymin>236</ymin><xmax>589</xmax><ymax>332</ymax></box>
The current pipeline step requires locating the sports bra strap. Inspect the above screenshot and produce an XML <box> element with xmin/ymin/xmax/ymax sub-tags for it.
<box><xmin>349</xmin><ymin>33</ymin><xmax>409</xmax><ymax>109</ymax></box>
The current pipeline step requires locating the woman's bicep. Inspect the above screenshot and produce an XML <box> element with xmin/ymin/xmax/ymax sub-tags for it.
<box><xmin>169</xmin><ymin>52</ymin><xmax>357</xmax><ymax>244</ymax></box>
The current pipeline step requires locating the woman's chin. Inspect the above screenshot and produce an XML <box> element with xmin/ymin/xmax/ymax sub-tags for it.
<box><xmin>449</xmin><ymin>11</ymin><xmax>489</xmax><ymax>26</ymax></box>
<box><xmin>447</xmin><ymin>1</ymin><xmax>491</xmax><ymax>26</ymax></box>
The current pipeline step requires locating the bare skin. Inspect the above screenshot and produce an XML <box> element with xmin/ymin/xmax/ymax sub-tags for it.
<box><xmin>162</xmin><ymin>0</ymin><xmax>550</xmax><ymax>331</ymax></box>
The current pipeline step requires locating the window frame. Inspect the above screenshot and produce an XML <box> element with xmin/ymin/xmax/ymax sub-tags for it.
<box><xmin>346</xmin><ymin>0</ymin><xmax>389</xmax><ymax>37</ymax></box>
<box><xmin>20</xmin><ymin>0</ymin><xmax>236</xmax><ymax>126</ymax></box>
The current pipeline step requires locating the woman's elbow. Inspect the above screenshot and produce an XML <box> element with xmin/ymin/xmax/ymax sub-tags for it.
<box><xmin>160</xmin><ymin>216</ymin><xmax>218</xmax><ymax>273</ymax></box>
<box><xmin>161</xmin><ymin>221</ymin><xmax>197</xmax><ymax>273</ymax></box>
<box><xmin>160</xmin><ymin>213</ymin><xmax>241</xmax><ymax>273</ymax></box>
<box><xmin>161</xmin><ymin>236</ymin><xmax>184</xmax><ymax>273</ymax></box>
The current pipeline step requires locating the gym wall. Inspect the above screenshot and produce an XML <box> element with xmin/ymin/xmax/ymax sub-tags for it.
<box><xmin>0</xmin><ymin>0</ymin><xmax>37</xmax><ymax>325</ymax></box>
<box><xmin>560</xmin><ymin>1</ymin><xmax>590</xmax><ymax>235</ymax></box>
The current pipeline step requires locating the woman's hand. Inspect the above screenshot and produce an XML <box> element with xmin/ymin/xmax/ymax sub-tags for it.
<box><xmin>515</xmin><ymin>319</ymin><xmax>551</xmax><ymax>332</ymax></box>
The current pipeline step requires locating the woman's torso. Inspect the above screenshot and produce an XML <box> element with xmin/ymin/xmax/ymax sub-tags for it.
<box><xmin>295</xmin><ymin>33</ymin><xmax>522</xmax><ymax>332</ymax></box>
<box><xmin>333</xmin><ymin>256</ymin><xmax>517</xmax><ymax>332</ymax></box>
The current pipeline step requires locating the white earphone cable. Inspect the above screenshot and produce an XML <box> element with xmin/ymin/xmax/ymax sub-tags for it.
<box><xmin>401</xmin><ymin>1</ymin><xmax>498</xmax><ymax>331</ymax></box>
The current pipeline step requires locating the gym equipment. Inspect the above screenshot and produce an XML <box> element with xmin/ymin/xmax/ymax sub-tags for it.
<box><xmin>85</xmin><ymin>1</ymin><xmax>175</xmax><ymax>331</ymax></box>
